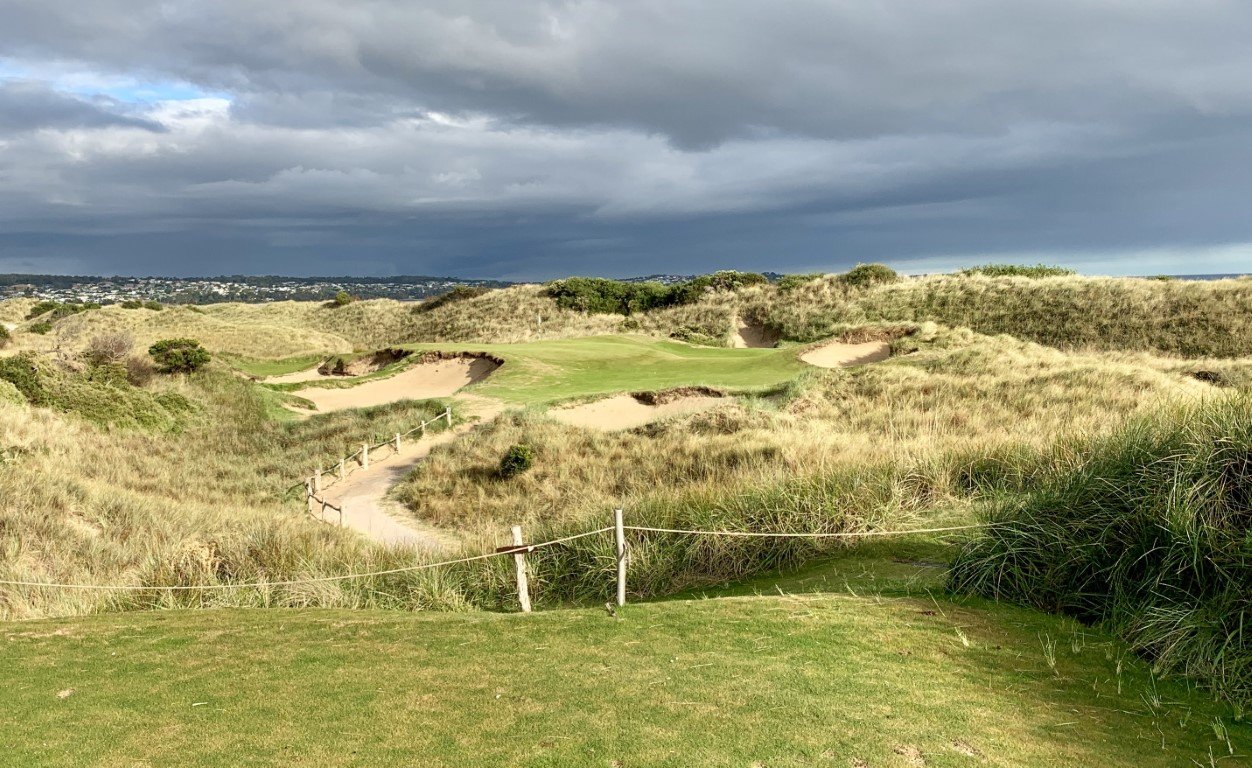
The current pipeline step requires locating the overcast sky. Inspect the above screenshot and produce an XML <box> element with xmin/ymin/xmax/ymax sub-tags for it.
<box><xmin>1</xmin><ymin>1</ymin><xmax>1250</xmax><ymax>279</ymax></box>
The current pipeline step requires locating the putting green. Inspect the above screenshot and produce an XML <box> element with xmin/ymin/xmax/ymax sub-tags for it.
<box><xmin>403</xmin><ymin>334</ymin><xmax>807</xmax><ymax>405</ymax></box>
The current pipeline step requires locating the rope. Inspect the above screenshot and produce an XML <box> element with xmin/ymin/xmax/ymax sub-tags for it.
<box><xmin>0</xmin><ymin>528</ymin><xmax>614</xmax><ymax>592</ymax></box>
<box><xmin>623</xmin><ymin>523</ymin><xmax>994</xmax><ymax>538</ymax></box>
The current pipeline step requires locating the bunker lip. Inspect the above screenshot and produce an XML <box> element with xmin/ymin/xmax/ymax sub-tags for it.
<box><xmin>730</xmin><ymin>315</ymin><xmax>780</xmax><ymax>349</ymax></box>
<box><xmin>550</xmin><ymin>387</ymin><xmax>728</xmax><ymax>431</ymax></box>
<box><xmin>288</xmin><ymin>351</ymin><xmax>503</xmax><ymax>413</ymax></box>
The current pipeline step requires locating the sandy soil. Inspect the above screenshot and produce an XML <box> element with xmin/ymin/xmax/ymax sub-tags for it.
<box><xmin>550</xmin><ymin>393</ymin><xmax>726</xmax><ymax>430</ymax></box>
<box><xmin>1</xmin><ymin>322</ymin><xmax>15</xmax><ymax>332</ymax></box>
<box><xmin>800</xmin><ymin>340</ymin><xmax>892</xmax><ymax>368</ymax></box>
<box><xmin>317</xmin><ymin>394</ymin><xmax>507</xmax><ymax>547</ymax></box>
<box><xmin>294</xmin><ymin>357</ymin><xmax>498</xmax><ymax>413</ymax></box>
<box><xmin>730</xmin><ymin>316</ymin><xmax>780</xmax><ymax>348</ymax></box>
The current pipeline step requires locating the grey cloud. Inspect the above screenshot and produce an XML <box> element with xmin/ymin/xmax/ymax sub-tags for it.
<box><xmin>0</xmin><ymin>81</ymin><xmax>164</xmax><ymax>133</ymax></box>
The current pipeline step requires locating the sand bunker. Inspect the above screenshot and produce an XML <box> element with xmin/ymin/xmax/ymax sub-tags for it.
<box><xmin>292</xmin><ymin>355</ymin><xmax>499</xmax><ymax>413</ymax></box>
<box><xmin>801</xmin><ymin>340</ymin><xmax>891</xmax><ymax>368</ymax></box>
<box><xmin>265</xmin><ymin>366</ymin><xmax>332</xmax><ymax>384</ymax></box>
<box><xmin>730</xmin><ymin>316</ymin><xmax>780</xmax><ymax>349</ymax></box>
<box><xmin>551</xmin><ymin>389</ymin><xmax>727</xmax><ymax>431</ymax></box>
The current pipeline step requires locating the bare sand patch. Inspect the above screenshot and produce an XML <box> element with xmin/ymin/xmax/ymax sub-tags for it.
<box><xmin>730</xmin><ymin>315</ymin><xmax>780</xmax><ymax>348</ymax></box>
<box><xmin>800</xmin><ymin>340</ymin><xmax>891</xmax><ymax>368</ymax></box>
<box><xmin>264</xmin><ymin>366</ymin><xmax>330</xmax><ymax>384</ymax></box>
<box><xmin>551</xmin><ymin>390</ymin><xmax>727</xmax><ymax>430</ymax></box>
<box><xmin>293</xmin><ymin>356</ymin><xmax>499</xmax><ymax>412</ymax></box>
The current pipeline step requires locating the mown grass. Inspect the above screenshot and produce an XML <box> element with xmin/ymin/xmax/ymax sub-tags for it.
<box><xmin>3</xmin><ymin>578</ymin><xmax>1247</xmax><ymax>767</ymax></box>
<box><xmin>404</xmin><ymin>334</ymin><xmax>807</xmax><ymax>405</ymax></box>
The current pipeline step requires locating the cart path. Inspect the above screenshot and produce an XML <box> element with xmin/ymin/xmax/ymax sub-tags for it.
<box><xmin>317</xmin><ymin>394</ymin><xmax>506</xmax><ymax>548</ymax></box>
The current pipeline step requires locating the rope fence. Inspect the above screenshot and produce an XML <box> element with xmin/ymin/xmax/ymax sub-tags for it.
<box><xmin>0</xmin><ymin>515</ymin><xmax>995</xmax><ymax>607</ymax></box>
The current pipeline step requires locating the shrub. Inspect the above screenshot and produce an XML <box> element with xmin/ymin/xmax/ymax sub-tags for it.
<box><xmin>0</xmin><ymin>354</ymin><xmax>48</xmax><ymax>405</ymax></box>
<box><xmin>120</xmin><ymin>300</ymin><xmax>143</xmax><ymax>309</ymax></box>
<box><xmin>27</xmin><ymin>321</ymin><xmax>52</xmax><ymax>335</ymax></box>
<box><xmin>330</xmin><ymin>290</ymin><xmax>356</xmax><ymax>307</ymax></box>
<box><xmin>546</xmin><ymin>271</ymin><xmax>767</xmax><ymax>316</ymax></box>
<box><xmin>84</xmin><ymin>332</ymin><xmax>134</xmax><ymax>368</ymax></box>
<box><xmin>0</xmin><ymin>324</ymin><xmax>9</xmax><ymax>349</ymax></box>
<box><xmin>838</xmin><ymin>263</ymin><xmax>899</xmax><ymax>288</ymax></box>
<box><xmin>143</xmin><ymin>300</ymin><xmax>164</xmax><ymax>311</ymax></box>
<box><xmin>25</xmin><ymin>300</ymin><xmax>60</xmax><ymax>320</ymax></box>
<box><xmin>123</xmin><ymin>355</ymin><xmax>157</xmax><ymax>387</ymax></box>
<box><xmin>414</xmin><ymin>285</ymin><xmax>490</xmax><ymax>314</ymax></box>
<box><xmin>25</xmin><ymin>301</ymin><xmax>99</xmax><ymax>322</ymax></box>
<box><xmin>149</xmin><ymin>338</ymin><xmax>211</xmax><ymax>374</ymax></box>
<box><xmin>499</xmin><ymin>443</ymin><xmax>536</xmax><ymax>478</ymax></box>
<box><xmin>960</xmin><ymin>263</ymin><xmax>1076</xmax><ymax>278</ymax></box>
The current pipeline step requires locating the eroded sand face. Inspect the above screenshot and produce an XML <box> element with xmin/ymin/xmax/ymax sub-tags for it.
<box><xmin>800</xmin><ymin>340</ymin><xmax>891</xmax><ymax>368</ymax></box>
<box><xmin>730</xmin><ymin>316</ymin><xmax>780</xmax><ymax>349</ymax></box>
<box><xmin>550</xmin><ymin>393</ymin><xmax>726</xmax><ymax>430</ymax></box>
<box><xmin>264</xmin><ymin>366</ymin><xmax>332</xmax><ymax>385</ymax></box>
<box><xmin>293</xmin><ymin>357</ymin><xmax>498</xmax><ymax>412</ymax></box>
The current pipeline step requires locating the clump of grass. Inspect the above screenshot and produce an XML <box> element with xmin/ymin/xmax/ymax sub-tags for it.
<box><xmin>838</xmin><ymin>263</ymin><xmax>899</xmax><ymax>288</ymax></box>
<box><xmin>949</xmin><ymin>395</ymin><xmax>1252</xmax><ymax>708</ymax></box>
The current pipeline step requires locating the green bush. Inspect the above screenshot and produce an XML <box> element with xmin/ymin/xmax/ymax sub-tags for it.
<box><xmin>546</xmin><ymin>271</ymin><xmax>768</xmax><ymax>316</ymax></box>
<box><xmin>960</xmin><ymin>264</ymin><xmax>1076</xmax><ymax>278</ymax></box>
<box><xmin>0</xmin><ymin>354</ymin><xmax>48</xmax><ymax>406</ymax></box>
<box><xmin>776</xmin><ymin>273</ymin><xmax>823</xmax><ymax>292</ymax></box>
<box><xmin>25</xmin><ymin>300</ymin><xmax>60</xmax><ymax>319</ymax></box>
<box><xmin>330</xmin><ymin>290</ymin><xmax>356</xmax><ymax>307</ymax></box>
<box><xmin>25</xmin><ymin>301</ymin><xmax>99</xmax><ymax>322</ymax></box>
<box><xmin>414</xmin><ymin>285</ymin><xmax>490</xmax><ymax>314</ymax></box>
<box><xmin>949</xmin><ymin>396</ymin><xmax>1252</xmax><ymax>707</ymax></box>
<box><xmin>27</xmin><ymin>321</ymin><xmax>52</xmax><ymax>335</ymax></box>
<box><xmin>143</xmin><ymin>300</ymin><xmax>164</xmax><ymax>311</ymax></box>
<box><xmin>149</xmin><ymin>338</ymin><xmax>211</xmax><ymax>374</ymax></box>
<box><xmin>0</xmin><ymin>324</ymin><xmax>9</xmax><ymax>349</ymax></box>
<box><xmin>838</xmin><ymin>263</ymin><xmax>899</xmax><ymax>288</ymax></box>
<box><xmin>120</xmin><ymin>300</ymin><xmax>144</xmax><ymax>309</ymax></box>
<box><xmin>499</xmin><ymin>444</ymin><xmax>536</xmax><ymax>478</ymax></box>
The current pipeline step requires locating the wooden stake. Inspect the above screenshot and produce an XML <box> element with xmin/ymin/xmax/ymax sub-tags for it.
<box><xmin>313</xmin><ymin>471</ymin><xmax>322</xmax><ymax>495</ymax></box>
<box><xmin>512</xmin><ymin>525</ymin><xmax>532</xmax><ymax>613</ymax></box>
<box><xmin>338</xmin><ymin>458</ymin><xmax>345</xmax><ymax>480</ymax></box>
<box><xmin>445</xmin><ymin>405</ymin><xmax>453</xmax><ymax>425</ymax></box>
<box><xmin>306</xmin><ymin>481</ymin><xmax>316</xmax><ymax>515</ymax></box>
<box><xmin>614</xmin><ymin>508</ymin><xmax>627</xmax><ymax>607</ymax></box>
<box><xmin>361</xmin><ymin>442</ymin><xmax>369</xmax><ymax>469</ymax></box>
<box><xmin>394</xmin><ymin>432</ymin><xmax>402</xmax><ymax>452</ymax></box>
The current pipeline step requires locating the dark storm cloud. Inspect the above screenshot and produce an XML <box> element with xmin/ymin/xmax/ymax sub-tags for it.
<box><xmin>1</xmin><ymin>1</ymin><xmax>1252</xmax><ymax>277</ymax></box>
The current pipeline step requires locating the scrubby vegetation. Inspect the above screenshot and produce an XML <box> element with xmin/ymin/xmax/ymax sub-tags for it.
<box><xmin>148</xmin><ymin>338</ymin><xmax>211</xmax><ymax>373</ymax></box>
<box><xmin>838</xmin><ymin>262</ymin><xmax>899</xmax><ymax>287</ymax></box>
<box><xmin>545</xmin><ymin>271</ymin><xmax>767</xmax><ymax>316</ymax></box>
<box><xmin>0</xmin><ymin>323</ymin><xmax>9</xmax><ymax>348</ymax></box>
<box><xmin>960</xmin><ymin>263</ymin><xmax>1076</xmax><ymax>278</ymax></box>
<box><xmin>498</xmin><ymin>443</ymin><xmax>535</xmax><ymax>478</ymax></box>
<box><xmin>413</xmin><ymin>285</ymin><xmax>491</xmax><ymax>314</ymax></box>
<box><xmin>950</xmin><ymin>397</ymin><xmax>1252</xmax><ymax>708</ymax></box>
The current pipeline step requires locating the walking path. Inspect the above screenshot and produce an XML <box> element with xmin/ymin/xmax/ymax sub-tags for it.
<box><xmin>317</xmin><ymin>394</ymin><xmax>506</xmax><ymax>548</ymax></box>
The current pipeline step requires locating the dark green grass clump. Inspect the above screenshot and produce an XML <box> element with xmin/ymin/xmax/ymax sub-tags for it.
<box><xmin>960</xmin><ymin>263</ymin><xmax>1076</xmax><ymax>278</ymax></box>
<box><xmin>950</xmin><ymin>395</ymin><xmax>1252</xmax><ymax>709</ymax></box>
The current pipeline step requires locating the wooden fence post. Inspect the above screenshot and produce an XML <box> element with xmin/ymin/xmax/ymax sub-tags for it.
<box><xmin>394</xmin><ymin>432</ymin><xmax>402</xmax><ymax>452</ymax></box>
<box><xmin>512</xmin><ymin>525</ymin><xmax>532</xmax><ymax>613</ymax></box>
<box><xmin>306</xmin><ymin>480</ymin><xmax>316</xmax><ymax>515</ymax></box>
<box><xmin>313</xmin><ymin>471</ymin><xmax>322</xmax><ymax>495</ymax></box>
<box><xmin>361</xmin><ymin>442</ymin><xmax>369</xmax><ymax>469</ymax></box>
<box><xmin>614</xmin><ymin>508</ymin><xmax>627</xmax><ymax>607</ymax></box>
<box><xmin>445</xmin><ymin>406</ymin><xmax>453</xmax><ymax>425</ymax></box>
<box><xmin>338</xmin><ymin>458</ymin><xmax>345</xmax><ymax>480</ymax></box>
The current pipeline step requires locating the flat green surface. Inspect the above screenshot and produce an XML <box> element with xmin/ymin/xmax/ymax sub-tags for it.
<box><xmin>2</xmin><ymin>550</ymin><xmax>1246</xmax><ymax>767</ymax></box>
<box><xmin>406</xmin><ymin>334</ymin><xmax>808</xmax><ymax>404</ymax></box>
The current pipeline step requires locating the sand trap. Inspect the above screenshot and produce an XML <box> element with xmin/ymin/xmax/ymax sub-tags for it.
<box><xmin>801</xmin><ymin>340</ymin><xmax>891</xmax><ymax>368</ymax></box>
<box><xmin>730</xmin><ymin>316</ymin><xmax>780</xmax><ymax>349</ymax></box>
<box><xmin>293</xmin><ymin>357</ymin><xmax>499</xmax><ymax>413</ymax></box>
<box><xmin>551</xmin><ymin>392</ymin><xmax>726</xmax><ymax>430</ymax></box>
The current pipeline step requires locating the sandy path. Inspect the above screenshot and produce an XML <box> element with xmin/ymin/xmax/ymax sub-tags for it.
<box><xmin>730</xmin><ymin>315</ymin><xmax>779</xmax><ymax>348</ymax></box>
<box><xmin>294</xmin><ymin>358</ymin><xmax>498</xmax><ymax>413</ymax></box>
<box><xmin>550</xmin><ymin>394</ymin><xmax>726</xmax><ymax>430</ymax></box>
<box><xmin>800</xmin><ymin>340</ymin><xmax>891</xmax><ymax>368</ymax></box>
<box><xmin>317</xmin><ymin>394</ymin><xmax>507</xmax><ymax>547</ymax></box>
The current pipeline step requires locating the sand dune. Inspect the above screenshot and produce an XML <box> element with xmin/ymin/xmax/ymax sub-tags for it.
<box><xmin>800</xmin><ymin>340</ymin><xmax>891</xmax><ymax>368</ymax></box>
<box><xmin>293</xmin><ymin>357</ymin><xmax>498</xmax><ymax>412</ymax></box>
<box><xmin>550</xmin><ymin>393</ymin><xmax>726</xmax><ymax>430</ymax></box>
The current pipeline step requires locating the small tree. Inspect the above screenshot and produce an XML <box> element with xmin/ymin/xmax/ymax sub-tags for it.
<box><xmin>331</xmin><ymin>290</ymin><xmax>356</xmax><ymax>307</ymax></box>
<box><xmin>499</xmin><ymin>444</ymin><xmax>535</xmax><ymax>478</ymax></box>
<box><xmin>84</xmin><ymin>332</ymin><xmax>134</xmax><ymax>367</ymax></box>
<box><xmin>148</xmin><ymin>338</ymin><xmax>211</xmax><ymax>374</ymax></box>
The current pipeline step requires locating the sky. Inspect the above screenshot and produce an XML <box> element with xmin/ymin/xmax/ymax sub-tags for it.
<box><xmin>1</xmin><ymin>1</ymin><xmax>1251</xmax><ymax>280</ymax></box>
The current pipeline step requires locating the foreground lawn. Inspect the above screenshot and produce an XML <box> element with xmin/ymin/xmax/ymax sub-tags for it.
<box><xmin>409</xmin><ymin>334</ymin><xmax>808</xmax><ymax>404</ymax></box>
<box><xmin>2</xmin><ymin>581</ymin><xmax>1245</xmax><ymax>766</ymax></box>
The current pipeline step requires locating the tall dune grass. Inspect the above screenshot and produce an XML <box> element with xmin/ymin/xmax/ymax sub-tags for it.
<box><xmin>949</xmin><ymin>395</ymin><xmax>1252</xmax><ymax>708</ymax></box>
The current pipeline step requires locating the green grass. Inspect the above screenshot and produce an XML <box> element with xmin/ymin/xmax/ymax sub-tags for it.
<box><xmin>405</xmin><ymin>334</ymin><xmax>807</xmax><ymax>405</ymax></box>
<box><xmin>3</xmin><ymin>563</ymin><xmax>1247</xmax><ymax>767</ymax></box>
<box><xmin>220</xmin><ymin>353</ymin><xmax>326</xmax><ymax>377</ymax></box>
